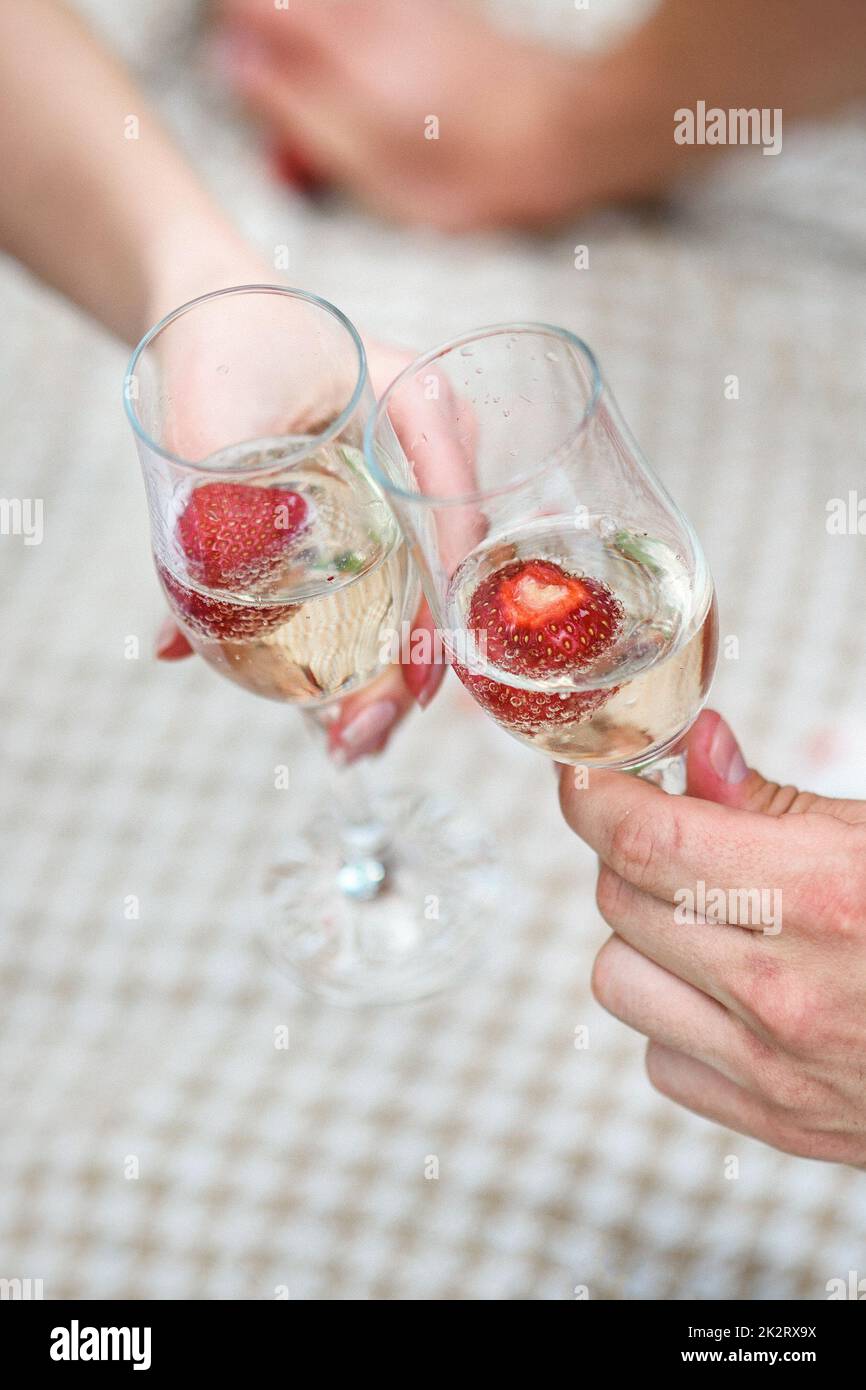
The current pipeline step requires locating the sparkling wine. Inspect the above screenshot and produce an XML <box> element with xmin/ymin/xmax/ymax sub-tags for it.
<box><xmin>446</xmin><ymin>516</ymin><xmax>717</xmax><ymax>766</ymax></box>
<box><xmin>156</xmin><ymin>440</ymin><xmax>413</xmax><ymax>705</ymax></box>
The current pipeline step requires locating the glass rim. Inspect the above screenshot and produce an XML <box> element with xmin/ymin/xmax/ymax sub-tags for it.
<box><xmin>363</xmin><ymin>322</ymin><xmax>603</xmax><ymax>508</ymax></box>
<box><xmin>123</xmin><ymin>284</ymin><xmax>368</xmax><ymax>473</ymax></box>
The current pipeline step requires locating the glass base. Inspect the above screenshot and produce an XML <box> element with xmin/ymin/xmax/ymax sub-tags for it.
<box><xmin>263</xmin><ymin>791</ymin><xmax>499</xmax><ymax>1006</ymax></box>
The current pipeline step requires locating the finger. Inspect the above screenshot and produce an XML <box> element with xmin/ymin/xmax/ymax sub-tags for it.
<box><xmin>557</xmin><ymin>758</ymin><xmax>830</xmax><ymax>926</ymax></box>
<box><xmin>213</xmin><ymin>23</ymin><xmax>386</xmax><ymax>191</ymax></box>
<box><xmin>155</xmin><ymin>618</ymin><xmax>193</xmax><ymax>661</ymax></box>
<box><xmin>386</xmin><ymin>370</ymin><xmax>477</xmax><ymax>501</ymax></box>
<box><xmin>365</xmin><ymin>346</ymin><xmax>445</xmax><ymax>713</ymax></box>
<box><xmin>216</xmin><ymin>0</ymin><xmax>349</xmax><ymax>59</ymax></box>
<box><xmin>400</xmin><ymin>598</ymin><xmax>446</xmax><ymax>708</ymax></box>
<box><xmin>593</xmin><ymin>936</ymin><xmax>764</xmax><ymax>1090</ymax></box>
<box><xmin>326</xmin><ymin>664</ymin><xmax>413</xmax><ymax>764</ymax></box>
<box><xmin>595</xmin><ymin>865</ymin><xmax>755</xmax><ymax>1013</ymax></box>
<box><xmin>366</xmin><ymin>341</ymin><xmax>445</xmax><ymax>708</ymax></box>
<box><xmin>216</xmin><ymin>1</ymin><xmax>393</xmax><ymax>87</ymax></box>
<box><xmin>382</xmin><ymin>367</ymin><xmax>485</xmax><ymax>578</ymax></box>
<box><xmin>364</xmin><ymin>341</ymin><xmax>416</xmax><ymax>400</ymax></box>
<box><xmin>688</xmin><ymin>708</ymin><xmax>866</xmax><ymax>826</ymax></box>
<box><xmin>645</xmin><ymin>1042</ymin><xmax>788</xmax><ymax>1149</ymax></box>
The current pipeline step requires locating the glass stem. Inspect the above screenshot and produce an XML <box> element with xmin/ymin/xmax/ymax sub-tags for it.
<box><xmin>302</xmin><ymin>710</ymin><xmax>390</xmax><ymax>900</ymax></box>
<box><xmin>635</xmin><ymin>748</ymin><xmax>688</xmax><ymax>795</ymax></box>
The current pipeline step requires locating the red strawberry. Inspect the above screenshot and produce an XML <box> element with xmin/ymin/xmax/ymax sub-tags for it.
<box><xmin>157</xmin><ymin>561</ymin><xmax>297</xmax><ymax>643</ymax></box>
<box><xmin>177</xmin><ymin>482</ymin><xmax>309</xmax><ymax>589</ymax></box>
<box><xmin>454</xmin><ymin>559</ymin><xmax>623</xmax><ymax>732</ymax></box>
<box><xmin>452</xmin><ymin>661</ymin><xmax>614</xmax><ymax>732</ymax></box>
<box><xmin>467</xmin><ymin>559</ymin><xmax>622</xmax><ymax>677</ymax></box>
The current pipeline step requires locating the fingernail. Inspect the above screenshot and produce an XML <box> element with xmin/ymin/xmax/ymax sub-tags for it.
<box><xmin>155</xmin><ymin>617</ymin><xmax>185</xmax><ymax>659</ymax></box>
<box><xmin>401</xmin><ymin>656</ymin><xmax>428</xmax><ymax>705</ymax></box>
<box><xmin>336</xmin><ymin>700</ymin><xmax>399</xmax><ymax>758</ymax></box>
<box><xmin>415</xmin><ymin>665</ymin><xmax>442</xmax><ymax>708</ymax></box>
<box><xmin>709</xmin><ymin>717</ymin><xmax>748</xmax><ymax>783</ymax></box>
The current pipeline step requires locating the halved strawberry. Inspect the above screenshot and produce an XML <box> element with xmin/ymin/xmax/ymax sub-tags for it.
<box><xmin>177</xmin><ymin>482</ymin><xmax>309</xmax><ymax>589</ymax></box>
<box><xmin>454</xmin><ymin>559</ymin><xmax>623</xmax><ymax>732</ymax></box>
<box><xmin>467</xmin><ymin>558</ymin><xmax>623</xmax><ymax>677</ymax></box>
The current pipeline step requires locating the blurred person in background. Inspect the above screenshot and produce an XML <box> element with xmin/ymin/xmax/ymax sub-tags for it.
<box><xmin>214</xmin><ymin>0</ymin><xmax>866</xmax><ymax>230</ymax></box>
<box><xmin>0</xmin><ymin>0</ymin><xmax>437</xmax><ymax>760</ymax></box>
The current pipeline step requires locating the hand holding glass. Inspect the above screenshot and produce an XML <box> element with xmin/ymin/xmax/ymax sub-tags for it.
<box><xmin>364</xmin><ymin>324</ymin><xmax>718</xmax><ymax>789</ymax></box>
<box><xmin>125</xmin><ymin>287</ymin><xmax>492</xmax><ymax>1006</ymax></box>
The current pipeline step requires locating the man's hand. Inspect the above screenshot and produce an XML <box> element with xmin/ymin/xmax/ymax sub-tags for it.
<box><xmin>558</xmin><ymin>710</ymin><xmax>866</xmax><ymax>1166</ymax></box>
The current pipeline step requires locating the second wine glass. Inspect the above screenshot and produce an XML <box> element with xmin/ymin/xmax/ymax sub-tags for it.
<box><xmin>364</xmin><ymin>323</ymin><xmax>718</xmax><ymax>789</ymax></box>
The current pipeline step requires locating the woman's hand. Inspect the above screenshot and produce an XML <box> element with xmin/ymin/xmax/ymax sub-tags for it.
<box><xmin>0</xmin><ymin>2</ymin><xmax>443</xmax><ymax>760</ymax></box>
<box><xmin>558</xmin><ymin>710</ymin><xmax>866</xmax><ymax>1166</ymax></box>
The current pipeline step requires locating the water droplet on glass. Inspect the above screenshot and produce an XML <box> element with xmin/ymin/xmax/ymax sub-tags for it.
<box><xmin>217</xmin><ymin>363</ymin><xmax>229</xmax><ymax>375</ymax></box>
<box><xmin>545</xmin><ymin>352</ymin><xmax>559</xmax><ymax>362</ymax></box>
<box><xmin>459</xmin><ymin>346</ymin><xmax>474</xmax><ymax>357</ymax></box>
<box><xmin>599</xmin><ymin>515</ymin><xmax>618</xmax><ymax>540</ymax></box>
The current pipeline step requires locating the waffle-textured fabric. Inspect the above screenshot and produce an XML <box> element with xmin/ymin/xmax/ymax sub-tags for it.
<box><xmin>1</xmin><ymin>0</ymin><xmax>865</xmax><ymax>1300</ymax></box>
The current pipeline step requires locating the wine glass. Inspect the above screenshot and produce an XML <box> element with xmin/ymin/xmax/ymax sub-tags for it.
<box><xmin>124</xmin><ymin>286</ymin><xmax>494</xmax><ymax>1006</ymax></box>
<box><xmin>364</xmin><ymin>323</ymin><xmax>718</xmax><ymax>790</ymax></box>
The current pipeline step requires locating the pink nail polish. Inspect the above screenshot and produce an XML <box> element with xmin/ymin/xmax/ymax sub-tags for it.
<box><xmin>709</xmin><ymin>718</ymin><xmax>748</xmax><ymax>783</ymax></box>
<box><xmin>415</xmin><ymin>669</ymin><xmax>440</xmax><ymax>708</ymax></box>
<box><xmin>337</xmin><ymin>700</ymin><xmax>399</xmax><ymax>757</ymax></box>
<box><xmin>155</xmin><ymin>617</ymin><xmax>180</xmax><ymax>657</ymax></box>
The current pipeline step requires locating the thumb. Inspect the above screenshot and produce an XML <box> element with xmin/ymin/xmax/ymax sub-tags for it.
<box><xmin>685</xmin><ymin>709</ymin><xmax>866</xmax><ymax>825</ymax></box>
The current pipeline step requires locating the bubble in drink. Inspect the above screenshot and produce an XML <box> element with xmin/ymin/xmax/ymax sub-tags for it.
<box><xmin>447</xmin><ymin>515</ymin><xmax>717</xmax><ymax>767</ymax></box>
<box><xmin>155</xmin><ymin>440</ymin><xmax>414</xmax><ymax>705</ymax></box>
